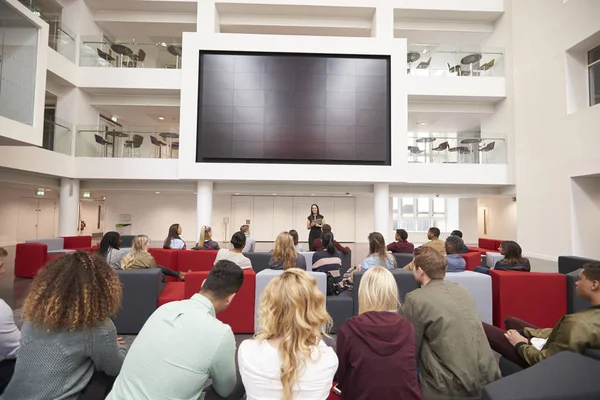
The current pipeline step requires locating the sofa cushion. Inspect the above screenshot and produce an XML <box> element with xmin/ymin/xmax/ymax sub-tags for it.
<box><xmin>300</xmin><ymin>252</ymin><xmax>314</xmax><ymax>270</ymax></box>
<box><xmin>157</xmin><ymin>282</ymin><xmax>185</xmax><ymax>307</ymax></box>
<box><xmin>26</xmin><ymin>238</ymin><xmax>64</xmax><ymax>252</ymax></box>
<box><xmin>15</xmin><ymin>243</ymin><xmax>48</xmax><ymax>278</ymax></box>
<box><xmin>461</xmin><ymin>252</ymin><xmax>481</xmax><ymax>271</ymax></box>
<box><xmin>392</xmin><ymin>253</ymin><xmax>414</xmax><ymax>269</ymax></box>
<box><xmin>245</xmin><ymin>252</ymin><xmax>272</xmax><ymax>274</ymax></box>
<box><xmin>326</xmin><ymin>290</ymin><xmax>354</xmax><ymax>334</ymax></box>
<box><xmin>467</xmin><ymin>246</ymin><xmax>489</xmax><ymax>255</ymax></box>
<box><xmin>112</xmin><ymin>269</ymin><xmax>162</xmax><ymax>334</ymax></box>
<box><xmin>353</xmin><ymin>269</ymin><xmax>419</xmax><ymax>315</ymax></box>
<box><xmin>444</xmin><ymin>271</ymin><xmax>492</xmax><ymax>323</ymax></box>
<box><xmin>178</xmin><ymin>250</ymin><xmax>218</xmax><ymax>272</ymax></box>
<box><xmin>559</xmin><ymin>256</ymin><xmax>598</xmax><ymax>275</ymax></box>
<box><xmin>478</xmin><ymin>238</ymin><xmax>499</xmax><ymax>252</ymax></box>
<box><xmin>62</xmin><ymin>236</ymin><xmax>92</xmax><ymax>250</ymax></box>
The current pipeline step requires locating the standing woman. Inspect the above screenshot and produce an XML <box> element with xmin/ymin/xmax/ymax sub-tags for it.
<box><xmin>163</xmin><ymin>224</ymin><xmax>186</xmax><ymax>250</ymax></box>
<box><xmin>306</xmin><ymin>204</ymin><xmax>325</xmax><ymax>252</ymax></box>
<box><xmin>196</xmin><ymin>225</ymin><xmax>220</xmax><ymax>250</ymax></box>
<box><xmin>97</xmin><ymin>231</ymin><xmax>125</xmax><ymax>270</ymax></box>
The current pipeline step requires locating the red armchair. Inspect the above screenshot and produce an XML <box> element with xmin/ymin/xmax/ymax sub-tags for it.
<box><xmin>490</xmin><ymin>270</ymin><xmax>566</xmax><ymax>329</ymax></box>
<box><xmin>462</xmin><ymin>251</ymin><xmax>482</xmax><ymax>271</ymax></box>
<box><xmin>467</xmin><ymin>238</ymin><xmax>503</xmax><ymax>255</ymax></box>
<box><xmin>62</xmin><ymin>236</ymin><xmax>92</xmax><ymax>251</ymax></box>
<box><xmin>15</xmin><ymin>243</ymin><xmax>64</xmax><ymax>278</ymax></box>
<box><xmin>157</xmin><ymin>282</ymin><xmax>185</xmax><ymax>307</ymax></box>
<box><xmin>178</xmin><ymin>250</ymin><xmax>218</xmax><ymax>272</ymax></box>
<box><xmin>184</xmin><ymin>269</ymin><xmax>256</xmax><ymax>333</ymax></box>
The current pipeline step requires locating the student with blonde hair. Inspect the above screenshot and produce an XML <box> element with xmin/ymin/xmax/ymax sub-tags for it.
<box><xmin>268</xmin><ymin>232</ymin><xmax>307</xmax><ymax>270</ymax></box>
<box><xmin>238</xmin><ymin>269</ymin><xmax>338</xmax><ymax>400</ymax></box>
<box><xmin>196</xmin><ymin>225</ymin><xmax>220</xmax><ymax>250</ymax></box>
<box><xmin>121</xmin><ymin>235</ymin><xmax>185</xmax><ymax>281</ymax></box>
<box><xmin>335</xmin><ymin>267</ymin><xmax>422</xmax><ymax>400</ymax></box>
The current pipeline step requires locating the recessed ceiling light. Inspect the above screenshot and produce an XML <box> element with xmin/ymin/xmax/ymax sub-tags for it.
<box><xmin>423</xmin><ymin>49</ymin><xmax>428</xmax><ymax>53</ymax></box>
<box><xmin>102</xmin><ymin>196</ymin><xmax>106</xmax><ymax>200</ymax></box>
<box><xmin>155</xmin><ymin>191</ymin><xmax>160</xmax><ymax>194</ymax></box>
<box><xmin>235</xmin><ymin>192</ymin><xmax>240</xmax><ymax>195</ymax></box>
<box><xmin>417</xmin><ymin>121</ymin><xmax>427</xmax><ymax>126</ymax></box>
<box><xmin>158</xmin><ymin>117</ymin><xmax>164</xmax><ymax>120</ymax></box>
<box><xmin>272</xmin><ymin>193</ymin><xmax>277</xmax><ymax>196</ymax></box>
<box><xmin>161</xmin><ymin>42</ymin><xmax>167</xmax><ymax>47</ymax></box>
<box><xmin>310</xmin><ymin>194</ymin><xmax>315</xmax><ymax>196</ymax></box>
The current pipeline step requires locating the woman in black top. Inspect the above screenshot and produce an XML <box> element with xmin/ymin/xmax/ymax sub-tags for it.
<box><xmin>494</xmin><ymin>240</ymin><xmax>531</xmax><ymax>272</ymax></box>
<box><xmin>306</xmin><ymin>204</ymin><xmax>325</xmax><ymax>252</ymax></box>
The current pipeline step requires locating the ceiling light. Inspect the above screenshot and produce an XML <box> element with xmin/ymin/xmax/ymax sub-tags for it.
<box><xmin>158</xmin><ymin>117</ymin><xmax>164</xmax><ymax>120</ymax></box>
<box><xmin>235</xmin><ymin>193</ymin><xmax>240</xmax><ymax>195</ymax></box>
<box><xmin>272</xmin><ymin>193</ymin><xmax>277</xmax><ymax>196</ymax></box>
<box><xmin>423</xmin><ymin>49</ymin><xmax>428</xmax><ymax>53</ymax></box>
<box><xmin>155</xmin><ymin>191</ymin><xmax>160</xmax><ymax>194</ymax></box>
<box><xmin>193</xmin><ymin>192</ymin><xmax>197</xmax><ymax>195</ymax></box>
<box><xmin>83</xmin><ymin>192</ymin><xmax>91</xmax><ymax>198</ymax></box>
<box><xmin>161</xmin><ymin>42</ymin><xmax>167</xmax><ymax>47</ymax></box>
<box><xmin>310</xmin><ymin>194</ymin><xmax>315</xmax><ymax>196</ymax></box>
<box><xmin>417</xmin><ymin>121</ymin><xmax>427</xmax><ymax>126</ymax></box>
<box><xmin>102</xmin><ymin>196</ymin><xmax>106</xmax><ymax>200</ymax></box>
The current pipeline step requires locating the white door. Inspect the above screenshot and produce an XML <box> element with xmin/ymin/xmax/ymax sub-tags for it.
<box><xmin>232</xmin><ymin>196</ymin><xmax>253</xmax><ymax>233</ymax></box>
<box><xmin>273</xmin><ymin>197</ymin><xmax>294</xmax><ymax>237</ymax></box>
<box><xmin>252</xmin><ymin>196</ymin><xmax>274</xmax><ymax>241</ymax></box>
<box><xmin>17</xmin><ymin>198</ymin><xmax>40</xmax><ymax>242</ymax></box>
<box><xmin>36</xmin><ymin>199</ymin><xmax>57</xmax><ymax>239</ymax></box>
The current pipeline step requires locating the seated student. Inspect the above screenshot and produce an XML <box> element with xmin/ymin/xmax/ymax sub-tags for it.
<box><xmin>450</xmin><ymin>230</ymin><xmax>469</xmax><ymax>253</ymax></box>
<box><xmin>163</xmin><ymin>223</ymin><xmax>186</xmax><ymax>250</ymax></box>
<box><xmin>483</xmin><ymin>262</ymin><xmax>600</xmax><ymax>369</ymax></box>
<box><xmin>311</xmin><ymin>224</ymin><xmax>351</xmax><ymax>254</ymax></box>
<box><xmin>0</xmin><ymin>248</ymin><xmax>20</xmax><ymax>395</ymax></box>
<box><xmin>312</xmin><ymin>232</ymin><xmax>342</xmax><ymax>288</ymax></box>
<box><xmin>403</xmin><ymin>247</ymin><xmax>500</xmax><ymax>399</ymax></box>
<box><xmin>445</xmin><ymin>235</ymin><xmax>467</xmax><ymax>272</ymax></box>
<box><xmin>239</xmin><ymin>269</ymin><xmax>338</xmax><ymax>400</ymax></box>
<box><xmin>387</xmin><ymin>228</ymin><xmax>415</xmax><ymax>254</ymax></box>
<box><xmin>97</xmin><ymin>231</ymin><xmax>125</xmax><ymax>269</ymax></box>
<box><xmin>420</xmin><ymin>227</ymin><xmax>446</xmax><ymax>255</ymax></box>
<box><xmin>121</xmin><ymin>235</ymin><xmax>185</xmax><ymax>281</ymax></box>
<box><xmin>3</xmin><ymin>252</ymin><xmax>126</xmax><ymax>400</ymax></box>
<box><xmin>269</xmin><ymin>232</ymin><xmax>307</xmax><ymax>270</ymax></box>
<box><xmin>474</xmin><ymin>240</ymin><xmax>531</xmax><ymax>275</ymax></box>
<box><xmin>336</xmin><ymin>267</ymin><xmax>423</xmax><ymax>400</ymax></box>
<box><xmin>289</xmin><ymin>229</ymin><xmax>304</xmax><ymax>252</ymax></box>
<box><xmin>360</xmin><ymin>232</ymin><xmax>397</xmax><ymax>271</ymax></box>
<box><xmin>107</xmin><ymin>261</ymin><xmax>245</xmax><ymax>400</ymax></box>
<box><xmin>240</xmin><ymin>224</ymin><xmax>256</xmax><ymax>253</ymax></box>
<box><xmin>195</xmin><ymin>225</ymin><xmax>220</xmax><ymax>250</ymax></box>
<box><xmin>214</xmin><ymin>231</ymin><xmax>252</xmax><ymax>269</ymax></box>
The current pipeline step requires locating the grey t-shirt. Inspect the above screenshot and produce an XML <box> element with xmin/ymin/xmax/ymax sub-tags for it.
<box><xmin>268</xmin><ymin>254</ymin><xmax>306</xmax><ymax>270</ymax></box>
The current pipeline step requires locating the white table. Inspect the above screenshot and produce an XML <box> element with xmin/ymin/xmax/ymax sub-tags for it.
<box><xmin>486</xmin><ymin>252</ymin><xmax>504</xmax><ymax>269</ymax></box>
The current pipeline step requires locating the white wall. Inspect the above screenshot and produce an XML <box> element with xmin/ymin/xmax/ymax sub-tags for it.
<box><xmin>459</xmin><ymin>198</ymin><xmax>478</xmax><ymax>245</ymax></box>
<box><xmin>512</xmin><ymin>0</ymin><xmax>600</xmax><ymax>259</ymax></box>
<box><xmin>79</xmin><ymin>200</ymin><xmax>104</xmax><ymax>234</ymax></box>
<box><xmin>477</xmin><ymin>197</ymin><xmax>516</xmax><ymax>241</ymax></box>
<box><xmin>570</xmin><ymin>176</ymin><xmax>600</xmax><ymax>260</ymax></box>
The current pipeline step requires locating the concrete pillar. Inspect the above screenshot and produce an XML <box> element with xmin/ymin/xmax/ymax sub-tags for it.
<box><xmin>373</xmin><ymin>183</ymin><xmax>390</xmax><ymax>237</ymax></box>
<box><xmin>59</xmin><ymin>178</ymin><xmax>80</xmax><ymax>236</ymax></box>
<box><xmin>196</xmin><ymin>180</ymin><xmax>213</xmax><ymax>240</ymax></box>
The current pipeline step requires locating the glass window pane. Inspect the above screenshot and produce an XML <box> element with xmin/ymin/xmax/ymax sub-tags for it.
<box><xmin>433</xmin><ymin>220</ymin><xmax>447</xmax><ymax>233</ymax></box>
<box><xmin>417</xmin><ymin>198</ymin><xmax>430</xmax><ymax>214</ymax></box>
<box><xmin>590</xmin><ymin>64</ymin><xmax>600</xmax><ymax>106</ymax></box>
<box><xmin>417</xmin><ymin>219</ymin><xmax>430</xmax><ymax>232</ymax></box>
<box><xmin>400</xmin><ymin>219</ymin><xmax>416</xmax><ymax>232</ymax></box>
<box><xmin>433</xmin><ymin>198</ymin><xmax>445</xmax><ymax>213</ymax></box>
<box><xmin>589</xmin><ymin>44</ymin><xmax>600</xmax><ymax>65</ymax></box>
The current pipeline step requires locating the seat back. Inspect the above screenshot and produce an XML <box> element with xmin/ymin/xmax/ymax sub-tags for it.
<box><xmin>94</xmin><ymin>134</ymin><xmax>105</xmax><ymax>144</ymax></box>
<box><xmin>478</xmin><ymin>238</ymin><xmax>500</xmax><ymax>251</ymax></box>
<box><xmin>444</xmin><ymin>271</ymin><xmax>492</xmax><ymax>323</ymax></box>
<box><xmin>353</xmin><ymin>269</ymin><xmax>419</xmax><ymax>315</ymax></box>
<box><xmin>300</xmin><ymin>251</ymin><xmax>314</xmax><ymax>270</ymax></box>
<box><xmin>392</xmin><ymin>253</ymin><xmax>414</xmax><ymax>269</ymax></box>
<box><xmin>138</xmin><ymin>49</ymin><xmax>146</xmax><ymax>61</ymax></box>
<box><xmin>112</xmin><ymin>269</ymin><xmax>162</xmax><ymax>334</ymax></box>
<box><xmin>133</xmin><ymin>134</ymin><xmax>144</xmax><ymax>145</ymax></box>
<box><xmin>150</xmin><ymin>135</ymin><xmax>159</xmax><ymax>145</ymax></box>
<box><xmin>62</xmin><ymin>235</ymin><xmax>92</xmax><ymax>250</ymax></box>
<box><xmin>26</xmin><ymin>238</ymin><xmax>64</xmax><ymax>252</ymax></box>
<box><xmin>461</xmin><ymin>251</ymin><xmax>482</xmax><ymax>271</ymax></box>
<box><xmin>148</xmin><ymin>248</ymin><xmax>179</xmax><ymax>271</ymax></box>
<box><xmin>558</xmin><ymin>256</ymin><xmax>598</xmax><ymax>274</ymax></box>
<box><xmin>15</xmin><ymin>243</ymin><xmax>48</xmax><ymax>278</ymax></box>
<box><xmin>245</xmin><ymin>252</ymin><xmax>272</xmax><ymax>273</ymax></box>
<box><xmin>119</xmin><ymin>235</ymin><xmax>136</xmax><ymax>248</ymax></box>
<box><xmin>178</xmin><ymin>250</ymin><xmax>218</xmax><ymax>272</ymax></box>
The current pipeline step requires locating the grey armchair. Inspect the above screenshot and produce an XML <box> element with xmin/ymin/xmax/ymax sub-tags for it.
<box><xmin>112</xmin><ymin>268</ymin><xmax>162</xmax><ymax>334</ymax></box>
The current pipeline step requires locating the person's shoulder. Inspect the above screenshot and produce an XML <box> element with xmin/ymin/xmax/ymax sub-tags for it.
<box><xmin>0</xmin><ymin>299</ymin><xmax>13</xmax><ymax>319</ymax></box>
<box><xmin>239</xmin><ymin>338</ymin><xmax>260</xmax><ymax>355</ymax></box>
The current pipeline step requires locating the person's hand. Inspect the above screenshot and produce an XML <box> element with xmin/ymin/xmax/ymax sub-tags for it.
<box><xmin>117</xmin><ymin>337</ymin><xmax>126</xmax><ymax>345</ymax></box>
<box><xmin>311</xmin><ymin>221</ymin><xmax>316</xmax><ymax>227</ymax></box>
<box><xmin>356</xmin><ymin>264</ymin><xmax>361</xmax><ymax>272</ymax></box>
<box><xmin>504</xmin><ymin>330</ymin><xmax>528</xmax><ymax>346</ymax></box>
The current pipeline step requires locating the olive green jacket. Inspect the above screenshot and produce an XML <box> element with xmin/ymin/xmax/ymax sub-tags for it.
<box><xmin>517</xmin><ymin>306</ymin><xmax>600</xmax><ymax>366</ymax></box>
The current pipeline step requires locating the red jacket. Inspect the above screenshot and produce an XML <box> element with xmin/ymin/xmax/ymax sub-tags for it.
<box><xmin>336</xmin><ymin>312</ymin><xmax>423</xmax><ymax>400</ymax></box>
<box><xmin>387</xmin><ymin>240</ymin><xmax>414</xmax><ymax>254</ymax></box>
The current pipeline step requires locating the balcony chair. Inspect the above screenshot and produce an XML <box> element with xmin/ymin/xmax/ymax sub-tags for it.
<box><xmin>448</xmin><ymin>146</ymin><xmax>471</xmax><ymax>163</ymax></box>
<box><xmin>408</xmin><ymin>146</ymin><xmax>424</xmax><ymax>163</ymax></box>
<box><xmin>94</xmin><ymin>134</ymin><xmax>113</xmax><ymax>157</ymax></box>
<box><xmin>132</xmin><ymin>49</ymin><xmax>146</xmax><ymax>68</ymax></box>
<box><xmin>416</xmin><ymin>57</ymin><xmax>431</xmax><ymax>75</ymax></box>
<box><xmin>432</xmin><ymin>141</ymin><xmax>450</xmax><ymax>162</ymax></box>
<box><xmin>150</xmin><ymin>135</ymin><xmax>167</xmax><ymax>158</ymax></box>
<box><xmin>477</xmin><ymin>59</ymin><xmax>495</xmax><ymax>76</ymax></box>
<box><xmin>124</xmin><ymin>134</ymin><xmax>144</xmax><ymax>158</ymax></box>
<box><xmin>447</xmin><ymin>63</ymin><xmax>462</xmax><ymax>76</ymax></box>
<box><xmin>479</xmin><ymin>141</ymin><xmax>496</xmax><ymax>163</ymax></box>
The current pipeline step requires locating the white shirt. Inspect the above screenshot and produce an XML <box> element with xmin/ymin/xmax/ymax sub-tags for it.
<box><xmin>0</xmin><ymin>299</ymin><xmax>21</xmax><ymax>358</ymax></box>
<box><xmin>214</xmin><ymin>249</ymin><xmax>252</xmax><ymax>269</ymax></box>
<box><xmin>238</xmin><ymin>339</ymin><xmax>338</xmax><ymax>400</ymax></box>
<box><xmin>243</xmin><ymin>235</ymin><xmax>256</xmax><ymax>253</ymax></box>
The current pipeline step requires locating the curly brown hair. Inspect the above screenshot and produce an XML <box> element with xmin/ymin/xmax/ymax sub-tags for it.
<box><xmin>23</xmin><ymin>251</ymin><xmax>122</xmax><ymax>331</ymax></box>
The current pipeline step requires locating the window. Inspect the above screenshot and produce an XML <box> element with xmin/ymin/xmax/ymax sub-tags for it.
<box><xmin>392</xmin><ymin>197</ymin><xmax>448</xmax><ymax>232</ymax></box>
<box><xmin>589</xmin><ymin>44</ymin><xmax>600</xmax><ymax>106</ymax></box>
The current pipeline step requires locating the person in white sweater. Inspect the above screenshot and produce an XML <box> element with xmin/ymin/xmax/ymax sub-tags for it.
<box><xmin>238</xmin><ymin>269</ymin><xmax>338</xmax><ymax>400</ymax></box>
<box><xmin>213</xmin><ymin>232</ymin><xmax>252</xmax><ymax>269</ymax></box>
<box><xmin>0</xmin><ymin>248</ymin><xmax>20</xmax><ymax>394</ymax></box>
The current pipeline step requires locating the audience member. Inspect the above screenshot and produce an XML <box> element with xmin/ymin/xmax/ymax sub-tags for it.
<box><xmin>240</xmin><ymin>224</ymin><xmax>255</xmax><ymax>253</ymax></box>
<box><xmin>3</xmin><ymin>252</ymin><xmax>126</xmax><ymax>400</ymax></box>
<box><xmin>483</xmin><ymin>262</ymin><xmax>600</xmax><ymax>368</ymax></box>
<box><xmin>0</xmin><ymin>248</ymin><xmax>20</xmax><ymax>395</ymax></box>
<box><xmin>445</xmin><ymin>235</ymin><xmax>466</xmax><ymax>272</ymax></box>
<box><xmin>121</xmin><ymin>235</ymin><xmax>185</xmax><ymax>280</ymax></box>
<box><xmin>269</xmin><ymin>232</ymin><xmax>307</xmax><ymax>270</ymax></box>
<box><xmin>474</xmin><ymin>240</ymin><xmax>530</xmax><ymax>274</ymax></box>
<box><xmin>311</xmin><ymin>224</ymin><xmax>351</xmax><ymax>254</ymax></box>
<box><xmin>450</xmin><ymin>230</ymin><xmax>469</xmax><ymax>253</ymax></box>
<box><xmin>403</xmin><ymin>247</ymin><xmax>500</xmax><ymax>399</ymax></box>
<box><xmin>289</xmin><ymin>229</ymin><xmax>304</xmax><ymax>252</ymax></box>
<box><xmin>307</xmin><ymin>204</ymin><xmax>325</xmax><ymax>252</ymax></box>
<box><xmin>214</xmin><ymin>231</ymin><xmax>252</xmax><ymax>269</ymax></box>
<box><xmin>97</xmin><ymin>231</ymin><xmax>125</xmax><ymax>269</ymax></box>
<box><xmin>107</xmin><ymin>261</ymin><xmax>244</xmax><ymax>400</ymax></box>
<box><xmin>336</xmin><ymin>267</ymin><xmax>423</xmax><ymax>400</ymax></box>
<box><xmin>420</xmin><ymin>227</ymin><xmax>446</xmax><ymax>255</ymax></box>
<box><xmin>239</xmin><ymin>269</ymin><xmax>337</xmax><ymax>400</ymax></box>
<box><xmin>360</xmin><ymin>232</ymin><xmax>397</xmax><ymax>271</ymax></box>
<box><xmin>196</xmin><ymin>225</ymin><xmax>220</xmax><ymax>250</ymax></box>
<box><xmin>163</xmin><ymin>223</ymin><xmax>186</xmax><ymax>250</ymax></box>
<box><xmin>312</xmin><ymin>232</ymin><xmax>342</xmax><ymax>288</ymax></box>
<box><xmin>386</xmin><ymin>229</ymin><xmax>415</xmax><ymax>254</ymax></box>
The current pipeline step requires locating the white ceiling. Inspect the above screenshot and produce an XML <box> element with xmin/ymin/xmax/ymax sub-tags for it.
<box><xmin>408</xmin><ymin>112</ymin><xmax>482</xmax><ymax>133</ymax></box>
<box><xmin>94</xmin><ymin>105</ymin><xmax>180</xmax><ymax>129</ymax></box>
<box><xmin>394</xmin><ymin>9</ymin><xmax>502</xmax><ymax>23</ymax></box>
<box><xmin>85</xmin><ymin>0</ymin><xmax>197</xmax><ymax>13</ymax></box>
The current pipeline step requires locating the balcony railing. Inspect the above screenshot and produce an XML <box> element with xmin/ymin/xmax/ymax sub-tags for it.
<box><xmin>407</xmin><ymin>45</ymin><xmax>504</xmax><ymax>77</ymax></box>
<box><xmin>43</xmin><ymin>118</ymin><xmax>72</xmax><ymax>156</ymax></box>
<box><xmin>407</xmin><ymin>133</ymin><xmax>507</xmax><ymax>164</ymax></box>
<box><xmin>80</xmin><ymin>38</ymin><xmax>182</xmax><ymax>69</ymax></box>
<box><xmin>76</xmin><ymin>126</ymin><xmax>179</xmax><ymax>159</ymax></box>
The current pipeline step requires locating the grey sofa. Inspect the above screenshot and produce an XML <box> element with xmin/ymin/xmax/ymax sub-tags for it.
<box><xmin>120</xmin><ymin>235</ymin><xmax>136</xmax><ymax>248</ymax></box>
<box><xmin>392</xmin><ymin>253</ymin><xmax>414</xmax><ymax>269</ymax></box>
<box><xmin>112</xmin><ymin>269</ymin><xmax>162</xmax><ymax>334</ymax></box>
<box><xmin>558</xmin><ymin>255</ymin><xmax>597</xmax><ymax>274</ymax></box>
<box><xmin>352</xmin><ymin>269</ymin><xmax>419</xmax><ymax>315</ymax></box>
<box><xmin>245</xmin><ymin>252</ymin><xmax>272</xmax><ymax>273</ymax></box>
<box><xmin>444</xmin><ymin>271</ymin><xmax>493</xmax><ymax>323</ymax></box>
<box><xmin>566</xmin><ymin>268</ymin><xmax>591</xmax><ymax>313</ymax></box>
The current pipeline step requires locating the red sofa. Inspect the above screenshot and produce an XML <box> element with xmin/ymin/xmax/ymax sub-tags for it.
<box><xmin>178</xmin><ymin>250</ymin><xmax>218</xmax><ymax>272</ymax></box>
<box><xmin>461</xmin><ymin>251</ymin><xmax>482</xmax><ymax>271</ymax></box>
<box><xmin>157</xmin><ymin>282</ymin><xmax>185</xmax><ymax>307</ymax></box>
<box><xmin>148</xmin><ymin>248</ymin><xmax>181</xmax><ymax>281</ymax></box>
<box><xmin>490</xmin><ymin>270</ymin><xmax>566</xmax><ymax>329</ymax></box>
<box><xmin>15</xmin><ymin>243</ymin><xmax>64</xmax><ymax>278</ymax></box>
<box><xmin>62</xmin><ymin>235</ymin><xmax>93</xmax><ymax>251</ymax></box>
<box><xmin>467</xmin><ymin>238</ymin><xmax>503</xmax><ymax>255</ymax></box>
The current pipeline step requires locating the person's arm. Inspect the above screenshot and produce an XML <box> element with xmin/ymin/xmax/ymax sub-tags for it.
<box><xmin>523</xmin><ymin>327</ymin><xmax>554</xmax><ymax>339</ymax></box>
<box><xmin>516</xmin><ymin>317</ymin><xmax>580</xmax><ymax>366</ymax></box>
<box><xmin>335</xmin><ymin>327</ymin><xmax>350</xmax><ymax>388</ymax></box>
<box><xmin>386</xmin><ymin>242</ymin><xmax>395</xmax><ymax>252</ymax></box>
<box><xmin>213</xmin><ymin>242</ymin><xmax>220</xmax><ymax>250</ymax></box>
<box><xmin>149</xmin><ymin>255</ymin><xmax>157</xmax><ymax>269</ymax></box>
<box><xmin>90</xmin><ymin>320</ymin><xmax>127</xmax><ymax>377</ymax></box>
<box><xmin>209</xmin><ymin>328</ymin><xmax>237</xmax><ymax>398</ymax></box>
<box><xmin>307</xmin><ymin>217</ymin><xmax>313</xmax><ymax>230</ymax></box>
<box><xmin>0</xmin><ymin>301</ymin><xmax>21</xmax><ymax>358</ymax></box>
<box><xmin>403</xmin><ymin>295</ymin><xmax>424</xmax><ymax>352</ymax></box>
<box><xmin>335</xmin><ymin>241</ymin><xmax>350</xmax><ymax>254</ymax></box>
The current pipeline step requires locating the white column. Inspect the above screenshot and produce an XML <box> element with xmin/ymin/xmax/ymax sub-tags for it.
<box><xmin>59</xmin><ymin>178</ymin><xmax>80</xmax><ymax>236</ymax></box>
<box><xmin>373</xmin><ymin>183</ymin><xmax>390</xmax><ymax>237</ymax></box>
<box><xmin>197</xmin><ymin>0</ymin><xmax>219</xmax><ymax>33</ymax></box>
<box><xmin>372</xmin><ymin>5</ymin><xmax>394</xmax><ymax>38</ymax></box>
<box><xmin>196</xmin><ymin>180</ymin><xmax>214</xmax><ymax>240</ymax></box>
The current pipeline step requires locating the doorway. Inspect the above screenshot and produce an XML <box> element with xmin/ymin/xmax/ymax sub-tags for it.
<box><xmin>16</xmin><ymin>198</ymin><xmax>57</xmax><ymax>242</ymax></box>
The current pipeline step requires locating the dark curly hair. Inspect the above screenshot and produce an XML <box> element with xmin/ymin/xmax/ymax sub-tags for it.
<box><xmin>23</xmin><ymin>251</ymin><xmax>122</xmax><ymax>331</ymax></box>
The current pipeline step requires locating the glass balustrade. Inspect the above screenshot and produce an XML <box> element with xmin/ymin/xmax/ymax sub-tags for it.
<box><xmin>76</xmin><ymin>125</ymin><xmax>180</xmax><ymax>159</ymax></box>
<box><xmin>80</xmin><ymin>38</ymin><xmax>183</xmax><ymax>69</ymax></box>
<box><xmin>407</xmin><ymin>44</ymin><xmax>504</xmax><ymax>77</ymax></box>
<box><xmin>407</xmin><ymin>133</ymin><xmax>507</xmax><ymax>164</ymax></box>
<box><xmin>43</xmin><ymin>118</ymin><xmax>72</xmax><ymax>155</ymax></box>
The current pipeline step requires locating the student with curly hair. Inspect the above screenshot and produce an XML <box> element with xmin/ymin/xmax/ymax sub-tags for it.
<box><xmin>2</xmin><ymin>251</ymin><xmax>126</xmax><ymax>400</ymax></box>
<box><xmin>97</xmin><ymin>231</ymin><xmax>125</xmax><ymax>269</ymax></box>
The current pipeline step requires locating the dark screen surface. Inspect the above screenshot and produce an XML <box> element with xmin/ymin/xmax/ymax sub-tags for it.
<box><xmin>197</xmin><ymin>51</ymin><xmax>391</xmax><ymax>165</ymax></box>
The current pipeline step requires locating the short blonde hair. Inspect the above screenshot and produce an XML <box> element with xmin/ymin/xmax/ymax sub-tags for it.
<box><xmin>256</xmin><ymin>269</ymin><xmax>331</xmax><ymax>400</ymax></box>
<box><xmin>358</xmin><ymin>266</ymin><xmax>400</xmax><ymax>314</ymax></box>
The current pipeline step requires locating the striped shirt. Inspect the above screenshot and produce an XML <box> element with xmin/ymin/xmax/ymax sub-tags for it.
<box><xmin>312</xmin><ymin>251</ymin><xmax>342</xmax><ymax>284</ymax></box>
